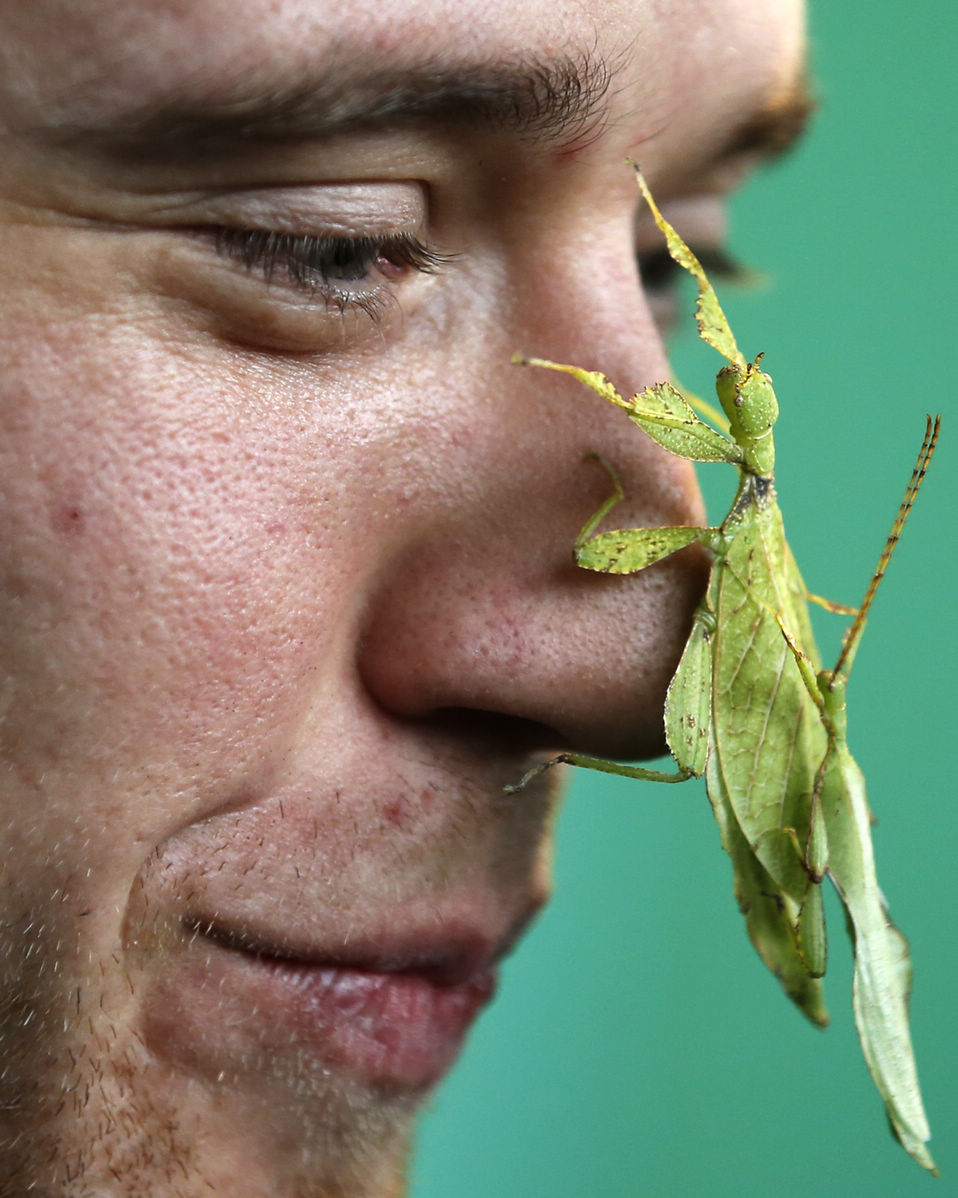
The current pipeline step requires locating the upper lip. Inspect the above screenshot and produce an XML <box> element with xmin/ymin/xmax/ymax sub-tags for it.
<box><xmin>182</xmin><ymin>902</ymin><xmax>538</xmax><ymax>988</ymax></box>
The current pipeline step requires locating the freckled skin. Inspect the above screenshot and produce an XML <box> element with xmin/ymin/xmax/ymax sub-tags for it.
<box><xmin>0</xmin><ymin>0</ymin><xmax>804</xmax><ymax>1193</ymax></box>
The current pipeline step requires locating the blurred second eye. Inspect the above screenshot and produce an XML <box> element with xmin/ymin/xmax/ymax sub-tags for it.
<box><xmin>638</xmin><ymin>243</ymin><xmax>752</xmax><ymax>336</ymax></box>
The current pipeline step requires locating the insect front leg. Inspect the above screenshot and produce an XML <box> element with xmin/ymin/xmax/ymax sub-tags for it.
<box><xmin>573</xmin><ymin>458</ymin><xmax>721</xmax><ymax>576</ymax></box>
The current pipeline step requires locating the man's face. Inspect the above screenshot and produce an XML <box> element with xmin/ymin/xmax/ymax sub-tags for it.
<box><xmin>0</xmin><ymin>0</ymin><xmax>804</xmax><ymax>1192</ymax></box>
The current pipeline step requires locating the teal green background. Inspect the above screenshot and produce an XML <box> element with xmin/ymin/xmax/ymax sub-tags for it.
<box><xmin>413</xmin><ymin>3</ymin><xmax>956</xmax><ymax>1194</ymax></box>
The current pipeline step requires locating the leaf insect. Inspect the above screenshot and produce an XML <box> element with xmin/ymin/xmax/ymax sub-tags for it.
<box><xmin>510</xmin><ymin>166</ymin><xmax>940</xmax><ymax>1173</ymax></box>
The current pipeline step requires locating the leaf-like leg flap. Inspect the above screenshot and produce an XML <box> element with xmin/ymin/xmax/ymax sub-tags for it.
<box><xmin>796</xmin><ymin>879</ymin><xmax>827</xmax><ymax>979</ymax></box>
<box><xmin>805</xmin><ymin>770</ymin><xmax>830</xmax><ymax>882</ymax></box>
<box><xmin>665</xmin><ymin>604</ymin><xmax>713</xmax><ymax>776</ymax></box>
<box><xmin>622</xmin><ymin>382</ymin><xmax>743</xmax><ymax>464</ymax></box>
<box><xmin>576</xmin><ymin>526</ymin><xmax>709</xmax><ymax>574</ymax></box>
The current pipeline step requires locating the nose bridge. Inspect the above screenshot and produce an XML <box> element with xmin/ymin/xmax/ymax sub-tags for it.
<box><xmin>507</xmin><ymin>200</ymin><xmax>672</xmax><ymax>397</ymax></box>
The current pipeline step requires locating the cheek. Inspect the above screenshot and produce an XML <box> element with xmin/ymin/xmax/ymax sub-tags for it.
<box><xmin>0</xmin><ymin>331</ymin><xmax>360</xmax><ymax>844</ymax></box>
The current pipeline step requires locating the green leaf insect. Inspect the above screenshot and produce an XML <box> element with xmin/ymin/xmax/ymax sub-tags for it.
<box><xmin>510</xmin><ymin>166</ymin><xmax>940</xmax><ymax>1174</ymax></box>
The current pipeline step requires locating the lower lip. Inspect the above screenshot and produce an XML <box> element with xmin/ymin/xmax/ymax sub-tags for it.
<box><xmin>145</xmin><ymin>938</ymin><xmax>498</xmax><ymax>1093</ymax></box>
<box><xmin>256</xmin><ymin>958</ymin><xmax>498</xmax><ymax>1089</ymax></box>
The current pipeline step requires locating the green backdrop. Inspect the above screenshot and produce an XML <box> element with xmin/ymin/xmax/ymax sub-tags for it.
<box><xmin>413</xmin><ymin>3</ymin><xmax>956</xmax><ymax>1193</ymax></box>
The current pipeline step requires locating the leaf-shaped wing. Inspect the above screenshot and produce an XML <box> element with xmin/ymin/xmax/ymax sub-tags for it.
<box><xmin>705</xmin><ymin>746</ymin><xmax>829</xmax><ymax>1027</ymax></box>
<box><xmin>709</xmin><ymin>493</ymin><xmax>828</xmax><ymax>906</ymax></box>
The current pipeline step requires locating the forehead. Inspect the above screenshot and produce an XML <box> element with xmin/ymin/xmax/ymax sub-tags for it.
<box><xmin>1</xmin><ymin>0</ymin><xmax>805</xmax><ymax>168</ymax></box>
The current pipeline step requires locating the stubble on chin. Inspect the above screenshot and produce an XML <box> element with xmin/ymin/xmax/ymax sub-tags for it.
<box><xmin>0</xmin><ymin>902</ymin><xmax>421</xmax><ymax>1198</ymax></box>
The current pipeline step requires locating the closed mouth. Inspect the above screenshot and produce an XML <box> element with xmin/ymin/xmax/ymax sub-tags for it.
<box><xmin>172</xmin><ymin>913</ymin><xmax>505</xmax><ymax>1090</ymax></box>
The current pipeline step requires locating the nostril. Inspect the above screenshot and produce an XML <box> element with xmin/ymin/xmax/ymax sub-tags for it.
<box><xmin>427</xmin><ymin>707</ymin><xmax>564</xmax><ymax>755</ymax></box>
<box><xmin>356</xmin><ymin>533</ymin><xmax>706</xmax><ymax>766</ymax></box>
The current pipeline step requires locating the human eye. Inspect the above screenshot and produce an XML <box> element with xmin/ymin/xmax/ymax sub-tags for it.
<box><xmin>213</xmin><ymin>227</ymin><xmax>452</xmax><ymax>319</ymax></box>
<box><xmin>153</xmin><ymin>181</ymin><xmax>455</xmax><ymax>352</ymax></box>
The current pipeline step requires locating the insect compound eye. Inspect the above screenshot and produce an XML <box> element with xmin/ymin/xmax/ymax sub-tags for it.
<box><xmin>715</xmin><ymin>363</ymin><xmax>744</xmax><ymax>422</ymax></box>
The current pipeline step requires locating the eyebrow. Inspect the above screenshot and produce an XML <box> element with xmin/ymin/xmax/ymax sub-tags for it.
<box><xmin>44</xmin><ymin>48</ymin><xmax>812</xmax><ymax>182</ymax></box>
<box><xmin>48</xmin><ymin>53</ymin><xmax>617</xmax><ymax>164</ymax></box>
<box><xmin>716</xmin><ymin>74</ymin><xmax>815</xmax><ymax>165</ymax></box>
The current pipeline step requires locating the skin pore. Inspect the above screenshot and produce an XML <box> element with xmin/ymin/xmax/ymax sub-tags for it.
<box><xmin>0</xmin><ymin>1</ymin><xmax>805</xmax><ymax>1194</ymax></box>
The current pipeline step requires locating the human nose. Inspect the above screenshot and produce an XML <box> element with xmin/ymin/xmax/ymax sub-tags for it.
<box><xmin>355</xmin><ymin>238</ymin><xmax>711</xmax><ymax>765</ymax></box>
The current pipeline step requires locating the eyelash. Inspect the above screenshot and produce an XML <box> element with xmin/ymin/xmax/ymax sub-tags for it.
<box><xmin>214</xmin><ymin>228</ymin><xmax>452</xmax><ymax>314</ymax></box>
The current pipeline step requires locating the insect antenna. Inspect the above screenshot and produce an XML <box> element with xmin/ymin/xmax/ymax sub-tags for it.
<box><xmin>831</xmin><ymin>413</ymin><xmax>941</xmax><ymax>683</ymax></box>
